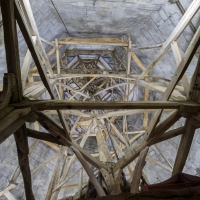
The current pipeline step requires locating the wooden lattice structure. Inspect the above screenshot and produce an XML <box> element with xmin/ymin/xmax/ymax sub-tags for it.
<box><xmin>0</xmin><ymin>0</ymin><xmax>200</xmax><ymax>199</ymax></box>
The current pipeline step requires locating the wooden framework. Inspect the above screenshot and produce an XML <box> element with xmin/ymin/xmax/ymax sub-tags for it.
<box><xmin>0</xmin><ymin>0</ymin><xmax>199</xmax><ymax>199</ymax></box>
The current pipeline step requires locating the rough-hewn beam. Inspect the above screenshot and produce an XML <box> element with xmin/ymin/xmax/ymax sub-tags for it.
<box><xmin>54</xmin><ymin>37</ymin><xmax>133</xmax><ymax>47</ymax></box>
<box><xmin>11</xmin><ymin>100</ymin><xmax>200</xmax><ymax>111</ymax></box>
<box><xmin>71</xmin><ymin>146</ymin><xmax>106</xmax><ymax>197</ymax></box>
<box><xmin>26</xmin><ymin>128</ymin><xmax>63</xmax><ymax>145</ymax></box>
<box><xmin>1</xmin><ymin>0</ymin><xmax>22</xmax><ymax>102</ymax></box>
<box><xmin>172</xmin><ymin>117</ymin><xmax>198</xmax><ymax>175</ymax></box>
<box><xmin>130</xmin><ymin>147</ymin><xmax>149</xmax><ymax>194</ymax></box>
<box><xmin>66</xmin><ymin>50</ymin><xmax>114</xmax><ymax>55</ymax></box>
<box><xmin>14</xmin><ymin>0</ymin><xmax>54</xmax><ymax>98</ymax></box>
<box><xmin>14</xmin><ymin>124</ymin><xmax>35</xmax><ymax>200</ymax></box>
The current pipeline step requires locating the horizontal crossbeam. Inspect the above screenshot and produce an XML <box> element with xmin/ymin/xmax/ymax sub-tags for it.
<box><xmin>10</xmin><ymin>100</ymin><xmax>200</xmax><ymax>111</ymax></box>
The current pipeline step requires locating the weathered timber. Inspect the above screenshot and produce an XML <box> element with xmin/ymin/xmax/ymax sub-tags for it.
<box><xmin>26</xmin><ymin>129</ymin><xmax>63</xmax><ymax>145</ymax></box>
<box><xmin>113</xmin><ymin>110</ymin><xmax>181</xmax><ymax>172</ymax></box>
<box><xmin>36</xmin><ymin>112</ymin><xmax>108</xmax><ymax>170</ymax></box>
<box><xmin>138</xmin><ymin>0</ymin><xmax>200</xmax><ymax>79</ymax></box>
<box><xmin>172</xmin><ymin>117</ymin><xmax>198</xmax><ymax>175</ymax></box>
<box><xmin>1</xmin><ymin>0</ymin><xmax>22</xmax><ymax>102</ymax></box>
<box><xmin>71</xmin><ymin>146</ymin><xmax>106</xmax><ymax>197</ymax></box>
<box><xmin>10</xmin><ymin>100</ymin><xmax>200</xmax><ymax>111</ymax></box>
<box><xmin>130</xmin><ymin>147</ymin><xmax>149</xmax><ymax>194</ymax></box>
<box><xmin>145</xmin><ymin>25</ymin><xmax>200</xmax><ymax>141</ymax></box>
<box><xmin>14</xmin><ymin>124</ymin><xmax>35</xmax><ymax>200</ymax></box>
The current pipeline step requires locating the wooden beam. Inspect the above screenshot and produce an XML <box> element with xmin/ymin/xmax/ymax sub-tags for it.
<box><xmin>54</xmin><ymin>37</ymin><xmax>133</xmax><ymax>47</ymax></box>
<box><xmin>18</xmin><ymin>0</ymin><xmax>54</xmax><ymax>77</ymax></box>
<box><xmin>130</xmin><ymin>147</ymin><xmax>149</xmax><ymax>194</ymax></box>
<box><xmin>66</xmin><ymin>50</ymin><xmax>114</xmax><ymax>55</ymax></box>
<box><xmin>171</xmin><ymin>41</ymin><xmax>189</xmax><ymax>96</ymax></box>
<box><xmin>137</xmin><ymin>80</ymin><xmax>186</xmax><ymax>101</ymax></box>
<box><xmin>71</xmin><ymin>146</ymin><xmax>106</xmax><ymax>197</ymax></box>
<box><xmin>145</xmin><ymin>26</ymin><xmax>200</xmax><ymax>141</ymax></box>
<box><xmin>21</xmin><ymin>49</ymin><xmax>32</xmax><ymax>90</ymax></box>
<box><xmin>36</xmin><ymin>112</ymin><xmax>108</xmax><ymax>170</ymax></box>
<box><xmin>1</xmin><ymin>0</ymin><xmax>22</xmax><ymax>102</ymax></box>
<box><xmin>11</xmin><ymin>100</ymin><xmax>200</xmax><ymax>111</ymax></box>
<box><xmin>172</xmin><ymin>117</ymin><xmax>198</xmax><ymax>175</ymax></box>
<box><xmin>14</xmin><ymin>124</ymin><xmax>35</xmax><ymax>200</ymax></box>
<box><xmin>138</xmin><ymin>0</ymin><xmax>200</xmax><ymax>79</ymax></box>
<box><xmin>113</xmin><ymin>110</ymin><xmax>181</xmax><ymax>172</ymax></box>
<box><xmin>155</xmin><ymin>126</ymin><xmax>184</xmax><ymax>144</ymax></box>
<box><xmin>26</xmin><ymin>128</ymin><xmax>63</xmax><ymax>145</ymax></box>
<box><xmin>94</xmin><ymin>118</ymin><xmax>112</xmax><ymax>162</ymax></box>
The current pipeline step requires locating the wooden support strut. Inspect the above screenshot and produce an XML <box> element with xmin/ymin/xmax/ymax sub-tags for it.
<box><xmin>1</xmin><ymin>1</ymin><xmax>35</xmax><ymax>199</ymax></box>
<box><xmin>172</xmin><ymin>117</ymin><xmax>198</xmax><ymax>175</ymax></box>
<box><xmin>130</xmin><ymin>146</ymin><xmax>149</xmax><ymax>194</ymax></box>
<box><xmin>10</xmin><ymin>100</ymin><xmax>200</xmax><ymax>111</ymax></box>
<box><xmin>71</xmin><ymin>146</ymin><xmax>106</xmax><ymax>197</ymax></box>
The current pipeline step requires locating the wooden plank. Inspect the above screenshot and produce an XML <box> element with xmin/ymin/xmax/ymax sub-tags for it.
<box><xmin>14</xmin><ymin>1</ymin><xmax>71</xmax><ymax>140</ymax></box>
<box><xmin>54</xmin><ymin>37</ymin><xmax>132</xmax><ymax>47</ymax></box>
<box><xmin>21</xmin><ymin>49</ymin><xmax>32</xmax><ymax>90</ymax></box>
<box><xmin>11</xmin><ymin>100</ymin><xmax>200</xmax><ymax>111</ymax></box>
<box><xmin>14</xmin><ymin>124</ymin><xmax>35</xmax><ymax>200</ymax></box>
<box><xmin>94</xmin><ymin>118</ymin><xmax>112</xmax><ymax>162</ymax></box>
<box><xmin>130</xmin><ymin>147</ymin><xmax>149</xmax><ymax>194</ymax></box>
<box><xmin>155</xmin><ymin>126</ymin><xmax>184</xmax><ymax>144</ymax></box>
<box><xmin>138</xmin><ymin>0</ymin><xmax>200</xmax><ymax>79</ymax></box>
<box><xmin>78</xmin><ymin>168</ymin><xmax>83</xmax><ymax>198</ymax></box>
<box><xmin>66</xmin><ymin>50</ymin><xmax>114</xmax><ymax>55</ymax></box>
<box><xmin>171</xmin><ymin>41</ymin><xmax>189</xmax><ymax>96</ymax></box>
<box><xmin>143</xmin><ymin>78</ymin><xmax>149</xmax><ymax>130</ymax></box>
<box><xmin>172</xmin><ymin>117</ymin><xmax>198</xmax><ymax>175</ymax></box>
<box><xmin>145</xmin><ymin>26</ymin><xmax>200</xmax><ymax>141</ymax></box>
<box><xmin>40</xmin><ymin>37</ymin><xmax>55</xmax><ymax>47</ymax></box>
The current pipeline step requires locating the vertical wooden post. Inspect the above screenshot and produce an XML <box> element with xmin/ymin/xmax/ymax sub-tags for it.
<box><xmin>78</xmin><ymin>168</ymin><xmax>83</xmax><ymax>198</ymax></box>
<box><xmin>143</xmin><ymin>78</ymin><xmax>149</xmax><ymax>129</ymax></box>
<box><xmin>1</xmin><ymin>1</ymin><xmax>35</xmax><ymax>199</ymax></box>
<box><xmin>1</xmin><ymin>0</ymin><xmax>22</xmax><ymax>102</ymax></box>
<box><xmin>94</xmin><ymin>118</ymin><xmax>112</xmax><ymax>162</ymax></box>
<box><xmin>14</xmin><ymin>125</ymin><xmax>35</xmax><ymax>200</ymax></box>
<box><xmin>172</xmin><ymin>117</ymin><xmax>197</xmax><ymax>175</ymax></box>
<box><xmin>71</xmin><ymin>146</ymin><xmax>106</xmax><ymax>197</ymax></box>
<box><xmin>130</xmin><ymin>147</ymin><xmax>149</xmax><ymax>194</ymax></box>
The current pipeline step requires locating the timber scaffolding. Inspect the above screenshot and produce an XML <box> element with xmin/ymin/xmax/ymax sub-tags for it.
<box><xmin>0</xmin><ymin>0</ymin><xmax>200</xmax><ymax>199</ymax></box>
